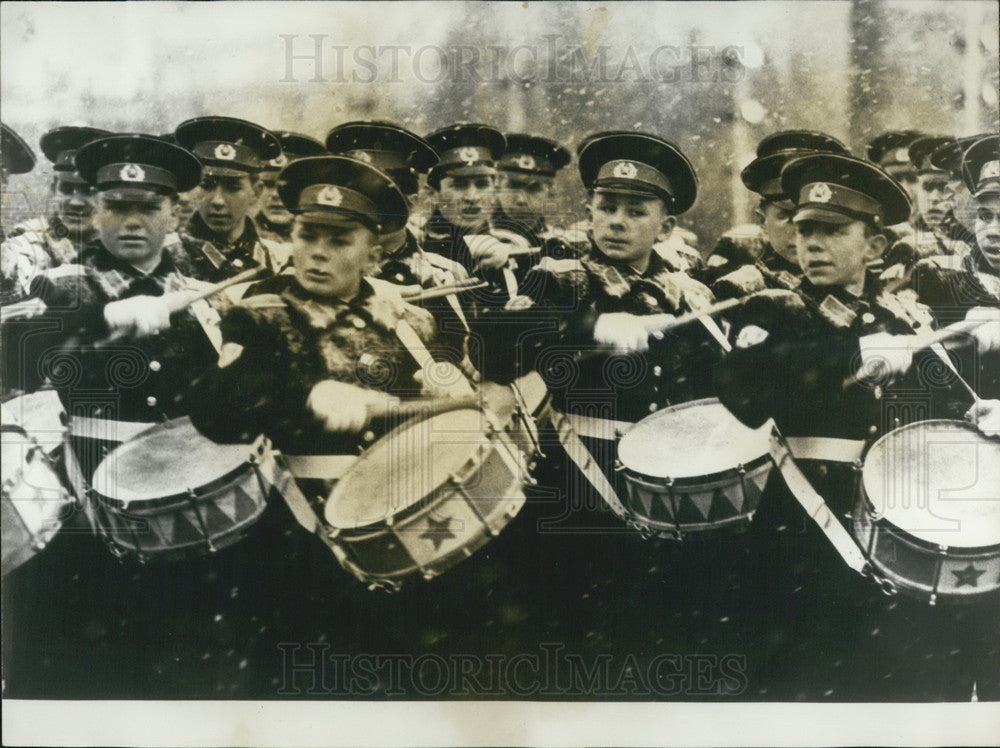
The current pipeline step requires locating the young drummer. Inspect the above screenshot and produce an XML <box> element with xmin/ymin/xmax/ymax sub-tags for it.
<box><xmin>713</xmin><ymin>151</ymin><xmax>997</xmax><ymax>700</ymax></box>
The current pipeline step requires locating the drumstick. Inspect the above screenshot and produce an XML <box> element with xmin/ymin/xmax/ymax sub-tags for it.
<box><xmin>504</xmin><ymin>246</ymin><xmax>542</xmax><ymax>257</ymax></box>
<box><xmin>642</xmin><ymin>297</ymin><xmax>743</xmax><ymax>336</ymax></box>
<box><xmin>364</xmin><ymin>394</ymin><xmax>481</xmax><ymax>421</ymax></box>
<box><xmin>90</xmin><ymin>266</ymin><xmax>270</xmax><ymax>349</ymax></box>
<box><xmin>400</xmin><ymin>280</ymin><xmax>488</xmax><ymax>302</ymax></box>
<box><xmin>842</xmin><ymin>318</ymin><xmax>989</xmax><ymax>390</ymax></box>
<box><xmin>164</xmin><ymin>266</ymin><xmax>269</xmax><ymax>314</ymax></box>
<box><xmin>929</xmin><ymin>342</ymin><xmax>981</xmax><ymax>403</ymax></box>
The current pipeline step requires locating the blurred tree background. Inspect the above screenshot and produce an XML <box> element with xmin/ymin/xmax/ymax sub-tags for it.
<box><xmin>2</xmin><ymin>0</ymin><xmax>997</xmax><ymax>251</ymax></box>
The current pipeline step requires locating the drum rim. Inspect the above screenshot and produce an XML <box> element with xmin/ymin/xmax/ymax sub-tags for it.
<box><xmin>855</xmin><ymin>495</ymin><xmax>1000</xmax><ymax>554</ymax></box>
<box><xmin>618</xmin><ymin>397</ymin><xmax>771</xmax><ymax>479</ymax></box>
<box><xmin>325</xmin><ymin>404</ymin><xmax>491</xmax><ymax>529</ymax></box>
<box><xmin>93</xmin><ymin>428</ymin><xmax>270</xmax><ymax>508</ymax></box>
<box><xmin>860</xmin><ymin>418</ymin><xmax>1000</xmax><ymax>549</ymax></box>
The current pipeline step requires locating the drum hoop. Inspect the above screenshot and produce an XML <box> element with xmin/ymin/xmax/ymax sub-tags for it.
<box><xmin>326</xmin><ymin>404</ymin><xmax>493</xmax><ymax>529</ymax></box>
<box><xmin>856</xmin><ymin>495</ymin><xmax>1000</xmax><ymax>555</ymax></box>
<box><xmin>620</xmin><ymin>451</ymin><xmax>772</xmax><ymax>489</ymax></box>
<box><xmin>860</xmin><ymin>419</ymin><xmax>1000</xmax><ymax>551</ymax></box>
<box><xmin>96</xmin><ymin>435</ymin><xmax>271</xmax><ymax>510</ymax></box>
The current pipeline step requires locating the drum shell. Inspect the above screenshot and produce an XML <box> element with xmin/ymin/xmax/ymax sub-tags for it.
<box><xmin>2</xmin><ymin>429</ymin><xmax>72</xmax><ymax>576</ymax></box>
<box><xmin>618</xmin><ymin>456</ymin><xmax>771</xmax><ymax>538</ymax></box>
<box><xmin>91</xmin><ymin>436</ymin><xmax>275</xmax><ymax>562</ymax></box>
<box><xmin>853</xmin><ymin>495</ymin><xmax>1000</xmax><ymax>605</ymax></box>
<box><xmin>852</xmin><ymin>419</ymin><xmax>1000</xmax><ymax>605</ymax></box>
<box><xmin>325</xmin><ymin>418</ymin><xmax>527</xmax><ymax>587</ymax></box>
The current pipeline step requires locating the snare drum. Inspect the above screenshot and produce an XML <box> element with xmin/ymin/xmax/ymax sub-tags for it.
<box><xmin>853</xmin><ymin>420</ymin><xmax>1000</xmax><ymax>605</ymax></box>
<box><xmin>2</xmin><ymin>427</ymin><xmax>73</xmax><ymax>575</ymax></box>
<box><xmin>616</xmin><ymin>398</ymin><xmax>773</xmax><ymax>539</ymax></box>
<box><xmin>324</xmin><ymin>407</ymin><xmax>527</xmax><ymax>590</ymax></box>
<box><xmin>89</xmin><ymin>417</ymin><xmax>276</xmax><ymax>562</ymax></box>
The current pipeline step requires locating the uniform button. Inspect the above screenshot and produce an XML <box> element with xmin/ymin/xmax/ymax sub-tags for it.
<box><xmin>146</xmin><ymin>396</ymin><xmax>158</xmax><ymax>407</ymax></box>
<box><xmin>869</xmin><ymin>425</ymin><xmax>878</xmax><ymax>435</ymax></box>
<box><xmin>394</xmin><ymin>273</ymin><xmax>405</xmax><ymax>282</ymax></box>
<box><xmin>149</xmin><ymin>360</ymin><xmax>162</xmax><ymax>372</ymax></box>
<box><xmin>652</xmin><ymin>365</ymin><xmax>662</xmax><ymax>377</ymax></box>
<box><xmin>362</xmin><ymin>430</ymin><xmax>376</xmax><ymax>443</ymax></box>
<box><xmin>648</xmin><ymin>403</ymin><xmax>658</xmax><ymax>413</ymax></box>
<box><xmin>352</xmin><ymin>318</ymin><xmax>366</xmax><ymax>329</ymax></box>
<box><xmin>873</xmin><ymin>386</ymin><xmax>883</xmax><ymax>399</ymax></box>
<box><xmin>232</xmin><ymin>259</ymin><xmax>244</xmax><ymax>268</ymax></box>
<box><xmin>861</xmin><ymin>312</ymin><xmax>876</xmax><ymax>325</ymax></box>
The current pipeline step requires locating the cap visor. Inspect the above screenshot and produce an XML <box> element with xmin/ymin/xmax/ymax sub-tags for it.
<box><xmin>445</xmin><ymin>164</ymin><xmax>496</xmax><ymax>177</ymax></box>
<box><xmin>203</xmin><ymin>165</ymin><xmax>254</xmax><ymax>179</ymax></box>
<box><xmin>973</xmin><ymin>185</ymin><xmax>999</xmax><ymax>199</ymax></box>
<box><xmin>100</xmin><ymin>187</ymin><xmax>168</xmax><ymax>204</ymax></box>
<box><xmin>298</xmin><ymin>210</ymin><xmax>376</xmax><ymax>230</ymax></box>
<box><xmin>793</xmin><ymin>207</ymin><xmax>856</xmax><ymax>224</ymax></box>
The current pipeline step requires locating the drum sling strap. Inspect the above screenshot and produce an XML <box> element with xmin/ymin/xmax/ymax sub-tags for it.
<box><xmin>767</xmin><ymin>426</ymin><xmax>870</xmax><ymax>576</ymax></box>
<box><xmin>278</xmin><ymin>293</ymin><xmax>477</xmax><ymax>536</ymax></box>
<box><xmin>547</xmin><ymin>409</ymin><xmax>631</xmax><ymax>522</ymax></box>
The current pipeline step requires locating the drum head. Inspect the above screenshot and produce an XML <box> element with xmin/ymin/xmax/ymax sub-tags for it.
<box><xmin>326</xmin><ymin>408</ymin><xmax>488</xmax><ymax>529</ymax></box>
<box><xmin>618</xmin><ymin>398</ymin><xmax>771</xmax><ymax>480</ymax></box>
<box><xmin>91</xmin><ymin>417</ymin><xmax>255</xmax><ymax>506</ymax></box>
<box><xmin>863</xmin><ymin>420</ymin><xmax>1000</xmax><ymax>549</ymax></box>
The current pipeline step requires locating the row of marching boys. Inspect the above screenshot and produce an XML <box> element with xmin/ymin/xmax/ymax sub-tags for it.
<box><xmin>1</xmin><ymin>118</ymin><xmax>998</xmax><ymax>700</ymax></box>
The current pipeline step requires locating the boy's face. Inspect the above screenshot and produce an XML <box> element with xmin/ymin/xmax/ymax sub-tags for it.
<box><xmin>795</xmin><ymin>218</ymin><xmax>883</xmax><ymax>290</ymax></box>
<box><xmin>497</xmin><ymin>172</ymin><xmax>554</xmax><ymax>223</ymax></box>
<box><xmin>974</xmin><ymin>193</ymin><xmax>999</xmax><ymax>270</ymax></box>
<box><xmin>191</xmin><ymin>173</ymin><xmax>263</xmax><ymax>236</ymax></box>
<box><xmin>291</xmin><ymin>217</ymin><xmax>381</xmax><ymax>299</ymax></box>
<box><xmin>94</xmin><ymin>194</ymin><xmax>173</xmax><ymax>267</ymax></box>
<box><xmin>756</xmin><ymin>201</ymin><xmax>797</xmax><ymax>263</ymax></box>
<box><xmin>915</xmin><ymin>173</ymin><xmax>954</xmax><ymax>228</ymax></box>
<box><xmin>53</xmin><ymin>175</ymin><xmax>98</xmax><ymax>233</ymax></box>
<box><xmin>435</xmin><ymin>172</ymin><xmax>496</xmax><ymax>229</ymax></box>
<box><xmin>258</xmin><ymin>171</ymin><xmax>293</xmax><ymax>226</ymax></box>
<box><xmin>588</xmin><ymin>191</ymin><xmax>673</xmax><ymax>268</ymax></box>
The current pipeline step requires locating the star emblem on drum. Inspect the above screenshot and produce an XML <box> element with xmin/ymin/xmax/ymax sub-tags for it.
<box><xmin>612</xmin><ymin>161</ymin><xmax>639</xmax><ymax>179</ymax></box>
<box><xmin>420</xmin><ymin>514</ymin><xmax>456</xmax><ymax>550</ymax></box>
<box><xmin>952</xmin><ymin>562</ymin><xmax>986</xmax><ymax>588</ymax></box>
<box><xmin>808</xmin><ymin>183</ymin><xmax>833</xmax><ymax>203</ymax></box>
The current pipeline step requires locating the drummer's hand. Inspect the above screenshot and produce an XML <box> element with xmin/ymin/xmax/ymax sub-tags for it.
<box><xmin>414</xmin><ymin>362</ymin><xmax>470</xmax><ymax>399</ymax></box>
<box><xmin>504</xmin><ymin>294</ymin><xmax>535</xmax><ymax>311</ymax></box>
<box><xmin>965</xmin><ymin>399</ymin><xmax>1000</xmax><ymax>439</ymax></box>
<box><xmin>965</xmin><ymin>307</ymin><xmax>1000</xmax><ymax>353</ymax></box>
<box><xmin>307</xmin><ymin>380</ymin><xmax>399</xmax><ymax>433</ymax></box>
<box><xmin>103</xmin><ymin>296</ymin><xmax>171</xmax><ymax>338</ymax></box>
<box><xmin>594</xmin><ymin>312</ymin><xmax>650</xmax><ymax>354</ymax></box>
<box><xmin>857</xmin><ymin>332</ymin><xmax>918</xmax><ymax>379</ymax></box>
<box><xmin>466</xmin><ymin>235</ymin><xmax>512</xmax><ymax>271</ymax></box>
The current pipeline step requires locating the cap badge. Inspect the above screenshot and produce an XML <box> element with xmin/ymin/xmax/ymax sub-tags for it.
<box><xmin>269</xmin><ymin>154</ymin><xmax>288</xmax><ymax>168</ymax></box>
<box><xmin>808</xmin><ymin>183</ymin><xmax>833</xmax><ymax>203</ymax></box>
<box><xmin>894</xmin><ymin>148</ymin><xmax>910</xmax><ymax>163</ymax></box>
<box><xmin>351</xmin><ymin>150</ymin><xmax>374</xmax><ymax>164</ymax></box>
<box><xmin>981</xmin><ymin>160</ymin><xmax>999</xmax><ymax>180</ymax></box>
<box><xmin>119</xmin><ymin>164</ymin><xmax>146</xmax><ymax>182</ymax></box>
<box><xmin>515</xmin><ymin>155</ymin><xmax>536</xmax><ymax>170</ymax></box>
<box><xmin>316</xmin><ymin>185</ymin><xmax>343</xmax><ymax>207</ymax></box>
<box><xmin>458</xmin><ymin>147</ymin><xmax>479</xmax><ymax>166</ymax></box>
<box><xmin>612</xmin><ymin>161</ymin><xmax>639</xmax><ymax>179</ymax></box>
<box><xmin>214</xmin><ymin>144</ymin><xmax>237</xmax><ymax>161</ymax></box>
